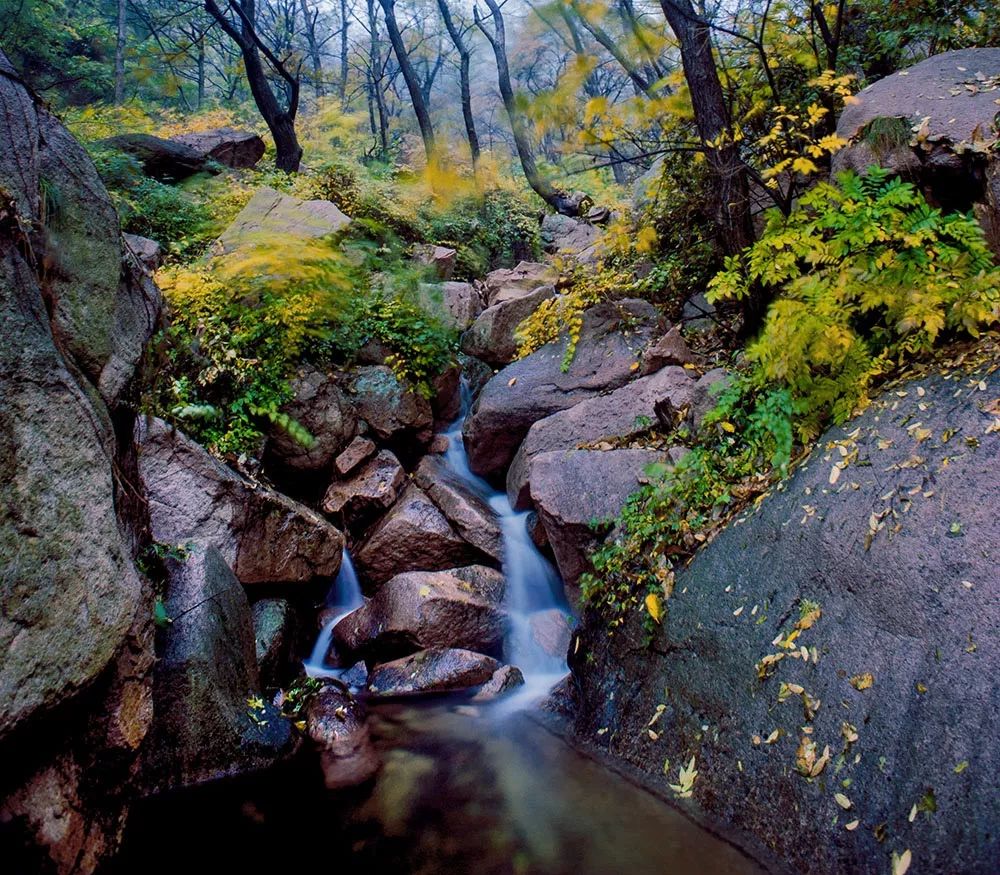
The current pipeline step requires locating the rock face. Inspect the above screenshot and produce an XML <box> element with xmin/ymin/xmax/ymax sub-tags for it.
<box><xmin>171</xmin><ymin>127</ymin><xmax>265</xmax><ymax>169</ymax></box>
<box><xmin>141</xmin><ymin>543</ymin><xmax>294</xmax><ymax>792</ymax></box>
<box><xmin>531</xmin><ymin>449</ymin><xmax>667</xmax><ymax>596</ymax></box>
<box><xmin>265</xmin><ymin>366</ymin><xmax>358</xmax><ymax>483</ymax></box>
<box><xmin>354</xmin><ymin>484</ymin><xmax>481</xmax><ymax>585</ymax></box>
<box><xmin>470</xmin><ymin>664</ymin><xmax>526</xmax><ymax>701</ymax></box>
<box><xmin>417</xmin><ymin>281</ymin><xmax>483</xmax><ymax>330</ymax></box>
<box><xmin>322</xmin><ymin>449</ymin><xmax>406</xmax><ymax>527</ymax></box>
<box><xmin>540</xmin><ymin>213</ymin><xmax>601</xmax><ymax>262</ymax></box>
<box><xmin>252</xmin><ymin>598</ymin><xmax>297</xmax><ymax>688</ymax></box>
<box><xmin>461</xmin><ymin>284</ymin><xmax>557</xmax><ymax>366</ymax></box>
<box><xmin>101</xmin><ymin>133</ymin><xmax>206</xmax><ymax>179</ymax></box>
<box><xmin>215</xmin><ymin>186</ymin><xmax>350</xmax><ymax>255</ymax></box>
<box><xmin>506</xmin><ymin>365</ymin><xmax>696</xmax><ymax>508</ymax></box>
<box><xmin>137</xmin><ymin>417</ymin><xmax>344</xmax><ymax>585</ymax></box>
<box><xmin>368</xmin><ymin>648</ymin><xmax>501</xmax><ymax>696</ymax></box>
<box><xmin>345</xmin><ymin>365</ymin><xmax>433</xmax><ymax>446</ymax></box>
<box><xmin>333</xmin><ymin>570</ymin><xmax>508</xmax><ymax>660</ymax></box>
<box><xmin>0</xmin><ymin>52</ymin><xmax>160</xmax><ymax>873</ymax></box>
<box><xmin>414</xmin><ymin>456</ymin><xmax>504</xmax><ymax>564</ymax></box>
<box><xmin>482</xmin><ymin>260</ymin><xmax>558</xmax><ymax>305</ymax></box>
<box><xmin>334</xmin><ymin>436</ymin><xmax>377</xmax><ymax>476</ymax></box>
<box><xmin>834</xmin><ymin>48</ymin><xmax>1000</xmax><ymax>253</ymax></box>
<box><xmin>464</xmin><ymin>299</ymin><xmax>663</xmax><ymax>482</ymax></box>
<box><xmin>571</xmin><ymin>363</ymin><xmax>1000</xmax><ymax>874</ymax></box>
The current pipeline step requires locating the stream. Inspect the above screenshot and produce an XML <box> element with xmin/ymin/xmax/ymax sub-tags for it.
<box><xmin>113</xmin><ymin>384</ymin><xmax>767</xmax><ymax>874</ymax></box>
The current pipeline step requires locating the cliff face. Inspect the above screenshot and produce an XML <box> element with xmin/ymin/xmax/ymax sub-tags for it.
<box><xmin>0</xmin><ymin>53</ymin><xmax>161</xmax><ymax>871</ymax></box>
<box><xmin>570</xmin><ymin>356</ymin><xmax>1000</xmax><ymax>875</ymax></box>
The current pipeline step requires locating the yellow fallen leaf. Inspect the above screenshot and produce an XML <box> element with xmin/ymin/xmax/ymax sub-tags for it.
<box><xmin>834</xmin><ymin>792</ymin><xmax>852</xmax><ymax>810</ymax></box>
<box><xmin>892</xmin><ymin>849</ymin><xmax>912</xmax><ymax>875</ymax></box>
<box><xmin>418</xmin><ymin>585</ymin><xmax>432</xmax><ymax>597</ymax></box>
<box><xmin>645</xmin><ymin>592</ymin><xmax>663</xmax><ymax>623</ymax></box>
<box><xmin>508</xmin><ymin>377</ymin><xmax>517</xmax><ymax>386</ymax></box>
<box><xmin>829</xmin><ymin>464</ymin><xmax>842</xmax><ymax>485</ymax></box>
<box><xmin>765</xmin><ymin>729</ymin><xmax>781</xmax><ymax>744</ymax></box>
<box><xmin>850</xmin><ymin>673</ymin><xmax>874</xmax><ymax>691</ymax></box>
<box><xmin>720</xmin><ymin>421</ymin><xmax>736</xmax><ymax>433</ymax></box>
<box><xmin>908</xmin><ymin>803</ymin><xmax>917</xmax><ymax>822</ymax></box>
<box><xmin>845</xmin><ymin>819</ymin><xmax>859</xmax><ymax>831</ymax></box>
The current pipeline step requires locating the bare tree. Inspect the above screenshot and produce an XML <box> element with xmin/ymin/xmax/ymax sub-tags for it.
<box><xmin>114</xmin><ymin>0</ymin><xmax>127</xmax><ymax>103</ymax></box>
<box><xmin>299</xmin><ymin>0</ymin><xmax>325</xmax><ymax>98</ymax></box>
<box><xmin>436</xmin><ymin>0</ymin><xmax>480</xmax><ymax>171</ymax></box>
<box><xmin>203</xmin><ymin>0</ymin><xmax>304</xmax><ymax>171</ymax></box>
<box><xmin>339</xmin><ymin>0</ymin><xmax>350</xmax><ymax>104</ymax></box>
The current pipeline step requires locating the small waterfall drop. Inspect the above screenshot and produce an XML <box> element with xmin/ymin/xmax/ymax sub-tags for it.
<box><xmin>304</xmin><ymin>548</ymin><xmax>364</xmax><ymax>680</ymax></box>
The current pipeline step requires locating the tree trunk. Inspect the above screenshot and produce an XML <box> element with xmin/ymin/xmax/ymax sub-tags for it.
<box><xmin>658</xmin><ymin>0</ymin><xmax>753</xmax><ymax>256</ymax></box>
<box><xmin>339</xmin><ymin>0</ymin><xmax>350</xmax><ymax>105</ymax></box>
<box><xmin>366</xmin><ymin>0</ymin><xmax>390</xmax><ymax>157</ymax></box>
<box><xmin>114</xmin><ymin>0</ymin><xmax>126</xmax><ymax>104</ymax></box>
<box><xmin>436</xmin><ymin>0</ymin><xmax>479</xmax><ymax>171</ymax></box>
<box><xmin>197</xmin><ymin>33</ymin><xmax>206</xmax><ymax>109</ymax></box>
<box><xmin>300</xmin><ymin>0</ymin><xmax>326</xmax><ymax>99</ymax></box>
<box><xmin>378</xmin><ymin>0</ymin><xmax>436</xmax><ymax>164</ymax></box>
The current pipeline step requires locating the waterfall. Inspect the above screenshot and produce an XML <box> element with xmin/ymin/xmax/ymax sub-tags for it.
<box><xmin>303</xmin><ymin>548</ymin><xmax>363</xmax><ymax>680</ymax></box>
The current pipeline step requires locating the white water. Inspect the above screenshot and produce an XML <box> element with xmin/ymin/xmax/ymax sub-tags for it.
<box><xmin>305</xmin><ymin>380</ymin><xmax>571</xmax><ymax>703</ymax></box>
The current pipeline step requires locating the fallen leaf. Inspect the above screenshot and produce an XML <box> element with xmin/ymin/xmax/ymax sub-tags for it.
<box><xmin>892</xmin><ymin>849</ymin><xmax>912</xmax><ymax>875</ymax></box>
<box><xmin>834</xmin><ymin>792</ymin><xmax>853</xmax><ymax>810</ymax></box>
<box><xmin>645</xmin><ymin>592</ymin><xmax>663</xmax><ymax>623</ymax></box>
<box><xmin>908</xmin><ymin>803</ymin><xmax>917</xmax><ymax>823</ymax></box>
<box><xmin>507</xmin><ymin>377</ymin><xmax>517</xmax><ymax>387</ymax></box>
<box><xmin>845</xmin><ymin>819</ymin><xmax>860</xmax><ymax>831</ymax></box>
<box><xmin>850</xmin><ymin>673</ymin><xmax>874</xmax><ymax>691</ymax></box>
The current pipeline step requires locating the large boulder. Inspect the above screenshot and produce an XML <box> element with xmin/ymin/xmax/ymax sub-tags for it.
<box><xmin>215</xmin><ymin>186</ymin><xmax>351</xmax><ymax>256</ymax></box>
<box><xmin>414</xmin><ymin>455</ymin><xmax>504</xmax><ymax>564</ymax></box>
<box><xmin>506</xmin><ymin>365</ymin><xmax>696</xmax><ymax>509</ymax></box>
<box><xmin>834</xmin><ymin>48</ymin><xmax>1000</xmax><ymax>253</ymax></box>
<box><xmin>333</xmin><ymin>570</ymin><xmax>508</xmax><ymax>660</ymax></box>
<box><xmin>136</xmin><ymin>417</ymin><xmax>344</xmax><ymax>585</ymax></box>
<box><xmin>570</xmin><ymin>361</ymin><xmax>1000</xmax><ymax>874</ymax></box>
<box><xmin>321</xmin><ymin>449</ymin><xmax>406</xmax><ymax>528</ymax></box>
<box><xmin>354</xmin><ymin>484</ymin><xmax>481</xmax><ymax>585</ymax></box>
<box><xmin>463</xmin><ymin>299</ymin><xmax>663</xmax><ymax>482</ymax></box>
<box><xmin>344</xmin><ymin>365</ymin><xmax>433</xmax><ymax>447</ymax></box>
<box><xmin>252</xmin><ymin>598</ymin><xmax>297</xmax><ymax>689</ymax></box>
<box><xmin>413</xmin><ymin>244</ymin><xmax>457</xmax><ymax>280</ymax></box>
<box><xmin>264</xmin><ymin>365</ymin><xmax>358</xmax><ymax>483</ymax></box>
<box><xmin>171</xmin><ymin>127</ymin><xmax>265</xmax><ymax>169</ymax></box>
<box><xmin>306</xmin><ymin>685</ymin><xmax>379</xmax><ymax>788</ymax></box>
<box><xmin>481</xmin><ymin>260</ymin><xmax>558</xmax><ymax>305</ymax></box>
<box><xmin>417</xmin><ymin>281</ymin><xmax>483</xmax><ymax>330</ymax></box>
<box><xmin>368</xmin><ymin>648</ymin><xmax>502</xmax><ymax>696</ymax></box>
<box><xmin>531</xmin><ymin>448</ymin><xmax>667</xmax><ymax>597</ymax></box>
<box><xmin>540</xmin><ymin>213</ymin><xmax>601</xmax><ymax>262</ymax></box>
<box><xmin>141</xmin><ymin>543</ymin><xmax>294</xmax><ymax>792</ymax></box>
<box><xmin>460</xmin><ymin>284</ymin><xmax>557</xmax><ymax>366</ymax></box>
<box><xmin>101</xmin><ymin>133</ymin><xmax>206</xmax><ymax>180</ymax></box>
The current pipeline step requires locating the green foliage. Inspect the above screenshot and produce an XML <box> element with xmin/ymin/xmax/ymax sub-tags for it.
<box><xmin>709</xmin><ymin>169</ymin><xmax>1000</xmax><ymax>439</ymax></box>
<box><xmin>859</xmin><ymin>117</ymin><xmax>912</xmax><ymax>158</ymax></box>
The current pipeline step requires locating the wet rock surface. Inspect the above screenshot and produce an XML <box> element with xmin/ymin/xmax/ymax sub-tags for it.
<box><xmin>306</xmin><ymin>684</ymin><xmax>379</xmax><ymax>788</ymax></box>
<box><xmin>418</xmin><ymin>281</ymin><xmax>483</xmax><ymax>330</ymax></box>
<box><xmin>322</xmin><ymin>449</ymin><xmax>406</xmax><ymax>527</ymax></box>
<box><xmin>571</xmin><ymin>363</ymin><xmax>1000</xmax><ymax>874</ymax></box>
<box><xmin>460</xmin><ymin>284</ymin><xmax>557</xmax><ymax>366</ymax></box>
<box><xmin>252</xmin><ymin>599</ymin><xmax>297</xmax><ymax>689</ymax></box>
<box><xmin>345</xmin><ymin>365</ymin><xmax>433</xmax><ymax>447</ymax></box>
<box><xmin>368</xmin><ymin>648</ymin><xmax>502</xmax><ymax>696</ymax></box>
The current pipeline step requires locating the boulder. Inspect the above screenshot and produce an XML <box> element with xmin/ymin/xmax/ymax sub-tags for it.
<box><xmin>123</xmin><ymin>233</ymin><xmax>163</xmax><ymax>272</ymax></box>
<box><xmin>833</xmin><ymin>48</ymin><xmax>1000</xmax><ymax>253</ymax></box>
<box><xmin>470</xmin><ymin>665</ymin><xmax>526</xmax><ymax>702</ymax></box>
<box><xmin>354</xmin><ymin>484</ymin><xmax>480</xmax><ymax>585</ymax></box>
<box><xmin>142</xmin><ymin>543</ymin><xmax>295</xmax><ymax>792</ymax></box>
<box><xmin>460</xmin><ymin>284</ymin><xmax>557</xmax><ymax>366</ymax></box>
<box><xmin>448</xmin><ymin>565</ymin><xmax>507</xmax><ymax>605</ymax></box>
<box><xmin>345</xmin><ymin>365</ymin><xmax>433</xmax><ymax>446</ymax></box>
<box><xmin>540</xmin><ymin>212</ymin><xmax>601</xmax><ymax>262</ymax></box>
<box><xmin>461</xmin><ymin>353</ymin><xmax>495</xmax><ymax>399</ymax></box>
<box><xmin>481</xmin><ymin>260</ymin><xmax>558</xmax><ymax>306</ymax></box>
<box><xmin>334</xmin><ymin>435</ymin><xmax>376</xmax><ymax>477</ymax></box>
<box><xmin>321</xmin><ymin>449</ymin><xmax>406</xmax><ymax>527</ymax></box>
<box><xmin>687</xmin><ymin>368</ymin><xmax>730</xmax><ymax>433</ymax></box>
<box><xmin>529</xmin><ymin>609</ymin><xmax>575</xmax><ymax>659</ymax></box>
<box><xmin>506</xmin><ymin>365</ymin><xmax>696</xmax><ymax>508</ymax></box>
<box><xmin>136</xmin><ymin>417</ymin><xmax>344</xmax><ymax>585</ymax></box>
<box><xmin>264</xmin><ymin>365</ymin><xmax>358</xmax><ymax>482</ymax></box>
<box><xmin>171</xmin><ymin>127</ymin><xmax>265</xmax><ymax>169</ymax></box>
<box><xmin>571</xmin><ymin>362</ymin><xmax>1000</xmax><ymax>874</ymax></box>
<box><xmin>431</xmin><ymin>362</ymin><xmax>462</xmax><ymax>423</ymax></box>
<box><xmin>252</xmin><ymin>598</ymin><xmax>297</xmax><ymax>688</ymax></box>
<box><xmin>101</xmin><ymin>133</ymin><xmax>206</xmax><ymax>180</ymax></box>
<box><xmin>215</xmin><ymin>186</ymin><xmax>350</xmax><ymax>256</ymax></box>
<box><xmin>305</xmin><ymin>684</ymin><xmax>379</xmax><ymax>789</ymax></box>
<box><xmin>368</xmin><ymin>648</ymin><xmax>501</xmax><ymax>696</ymax></box>
<box><xmin>682</xmin><ymin>292</ymin><xmax>716</xmax><ymax>331</ymax></box>
<box><xmin>333</xmin><ymin>570</ymin><xmax>508</xmax><ymax>660</ymax></box>
<box><xmin>413</xmin><ymin>244</ymin><xmax>457</xmax><ymax>280</ymax></box>
<box><xmin>463</xmin><ymin>299</ymin><xmax>663</xmax><ymax>482</ymax></box>
<box><xmin>641</xmin><ymin>325</ymin><xmax>702</xmax><ymax>374</ymax></box>
<box><xmin>414</xmin><ymin>455</ymin><xmax>504</xmax><ymax>564</ymax></box>
<box><xmin>417</xmin><ymin>281</ymin><xmax>482</xmax><ymax>331</ymax></box>
<box><xmin>531</xmin><ymin>449</ymin><xmax>666</xmax><ymax>596</ymax></box>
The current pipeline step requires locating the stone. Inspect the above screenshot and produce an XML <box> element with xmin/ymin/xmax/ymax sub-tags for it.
<box><xmin>252</xmin><ymin>598</ymin><xmax>296</xmax><ymax>688</ymax></box>
<box><xmin>340</xmin><ymin>661</ymin><xmax>370</xmax><ymax>689</ymax></box>
<box><xmin>682</xmin><ymin>292</ymin><xmax>716</xmax><ymax>330</ymax></box>
<box><xmin>431</xmin><ymin>362</ymin><xmax>462</xmax><ymax>423</ymax></box>
<box><xmin>463</xmin><ymin>299</ymin><xmax>663</xmax><ymax>482</ymax></box>
<box><xmin>470</xmin><ymin>665</ymin><xmax>526</xmax><ymax>702</ymax></box>
<box><xmin>448</xmin><ymin>565</ymin><xmax>507</xmax><ymax>605</ymax></box>
<box><xmin>571</xmin><ymin>363</ymin><xmax>1000</xmax><ymax>875</ymax></box>
<box><xmin>460</xmin><ymin>284</ymin><xmax>557</xmax><ymax>366</ymax></box>
<box><xmin>101</xmin><ymin>133</ymin><xmax>206</xmax><ymax>179</ymax></box>
<box><xmin>641</xmin><ymin>325</ymin><xmax>702</xmax><ymax>374</ymax></box>
<box><xmin>687</xmin><ymin>368</ymin><xmax>730</xmax><ymax>432</ymax></box>
<box><xmin>427</xmin><ymin>434</ymin><xmax>451</xmax><ymax>454</ymax></box>
<box><xmin>334</xmin><ymin>435</ymin><xmax>377</xmax><ymax>477</ymax></box>
<box><xmin>540</xmin><ymin>212</ymin><xmax>601</xmax><ymax>260</ymax></box>
<box><xmin>215</xmin><ymin>186</ymin><xmax>350</xmax><ymax>256</ymax></box>
<box><xmin>413</xmin><ymin>244</ymin><xmax>457</xmax><ymax>279</ymax></box>
<box><xmin>321</xmin><ymin>449</ymin><xmax>406</xmax><ymax>527</ymax></box>
<box><xmin>142</xmin><ymin>543</ymin><xmax>295</xmax><ymax>792</ymax></box>
<box><xmin>333</xmin><ymin>570</ymin><xmax>508</xmax><ymax>660</ymax></box>
<box><xmin>460</xmin><ymin>353</ymin><xmax>495</xmax><ymax>399</ymax></box>
<box><xmin>527</xmin><ymin>511</ymin><xmax>549</xmax><ymax>551</ymax></box>
<box><xmin>481</xmin><ymin>260</ymin><xmax>559</xmax><ymax>306</ymax></box>
<box><xmin>354</xmin><ymin>484</ymin><xmax>481</xmax><ymax>585</ymax></box>
<box><xmin>123</xmin><ymin>233</ymin><xmax>163</xmax><ymax>272</ymax></box>
<box><xmin>417</xmin><ymin>281</ymin><xmax>483</xmax><ymax>330</ymax></box>
<box><xmin>264</xmin><ymin>365</ymin><xmax>358</xmax><ymax>482</ymax></box>
<box><xmin>345</xmin><ymin>365</ymin><xmax>433</xmax><ymax>445</ymax></box>
<box><xmin>414</xmin><ymin>455</ymin><xmax>504</xmax><ymax>564</ymax></box>
<box><xmin>171</xmin><ymin>127</ymin><xmax>265</xmax><ymax>169</ymax></box>
<box><xmin>136</xmin><ymin>416</ymin><xmax>345</xmax><ymax>585</ymax></box>
<box><xmin>306</xmin><ymin>685</ymin><xmax>379</xmax><ymax>789</ymax></box>
<box><xmin>368</xmin><ymin>648</ymin><xmax>501</xmax><ymax>696</ymax></box>
<box><xmin>530</xmin><ymin>449</ymin><xmax>667</xmax><ymax>596</ymax></box>
<box><xmin>506</xmin><ymin>365</ymin><xmax>696</xmax><ymax>509</ymax></box>
<box><xmin>529</xmin><ymin>609</ymin><xmax>575</xmax><ymax>659</ymax></box>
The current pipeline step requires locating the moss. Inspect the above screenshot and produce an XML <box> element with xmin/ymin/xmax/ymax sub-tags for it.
<box><xmin>859</xmin><ymin>116</ymin><xmax>912</xmax><ymax>158</ymax></box>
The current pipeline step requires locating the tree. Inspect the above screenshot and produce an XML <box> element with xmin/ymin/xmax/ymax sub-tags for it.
<box><xmin>435</xmin><ymin>0</ymin><xmax>479</xmax><ymax>171</ymax></box>
<box><xmin>203</xmin><ymin>0</ymin><xmax>304</xmax><ymax>171</ymax></box>
<box><xmin>299</xmin><ymin>0</ymin><xmax>325</xmax><ymax>98</ymax></box>
<box><xmin>114</xmin><ymin>0</ymin><xmax>127</xmax><ymax>104</ymax></box>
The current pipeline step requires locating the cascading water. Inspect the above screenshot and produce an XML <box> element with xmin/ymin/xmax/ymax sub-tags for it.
<box><xmin>305</xmin><ymin>378</ymin><xmax>570</xmax><ymax>701</ymax></box>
